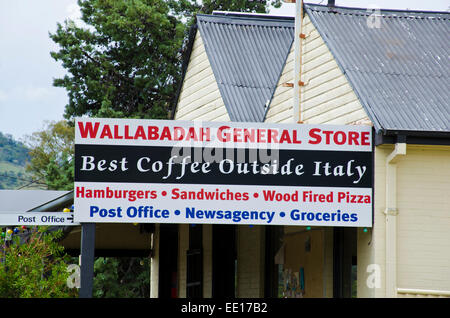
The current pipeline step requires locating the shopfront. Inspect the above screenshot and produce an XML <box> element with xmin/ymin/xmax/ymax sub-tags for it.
<box><xmin>72</xmin><ymin>3</ymin><xmax>450</xmax><ymax>299</ymax></box>
<box><xmin>74</xmin><ymin>118</ymin><xmax>373</xmax><ymax>298</ymax></box>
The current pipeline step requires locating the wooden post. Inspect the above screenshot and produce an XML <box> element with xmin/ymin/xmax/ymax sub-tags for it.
<box><xmin>293</xmin><ymin>0</ymin><xmax>304</xmax><ymax>123</ymax></box>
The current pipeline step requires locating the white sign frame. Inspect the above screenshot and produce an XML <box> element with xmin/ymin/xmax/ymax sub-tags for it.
<box><xmin>75</xmin><ymin>118</ymin><xmax>373</xmax><ymax>227</ymax></box>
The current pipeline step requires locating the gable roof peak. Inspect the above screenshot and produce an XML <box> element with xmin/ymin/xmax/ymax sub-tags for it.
<box><xmin>197</xmin><ymin>13</ymin><xmax>294</xmax><ymax>122</ymax></box>
<box><xmin>305</xmin><ymin>2</ymin><xmax>450</xmax><ymax>135</ymax></box>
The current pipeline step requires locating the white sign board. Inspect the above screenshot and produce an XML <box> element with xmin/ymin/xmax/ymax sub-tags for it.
<box><xmin>0</xmin><ymin>212</ymin><xmax>78</xmax><ymax>226</ymax></box>
<box><xmin>75</xmin><ymin>118</ymin><xmax>373</xmax><ymax>227</ymax></box>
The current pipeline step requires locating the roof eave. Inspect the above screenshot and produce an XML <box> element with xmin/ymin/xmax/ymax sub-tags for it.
<box><xmin>375</xmin><ymin>130</ymin><xmax>450</xmax><ymax>146</ymax></box>
<box><xmin>28</xmin><ymin>190</ymin><xmax>74</xmax><ymax>212</ymax></box>
<box><xmin>170</xmin><ymin>23</ymin><xmax>198</xmax><ymax>120</ymax></box>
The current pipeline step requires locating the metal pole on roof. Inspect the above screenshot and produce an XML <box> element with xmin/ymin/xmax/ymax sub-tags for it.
<box><xmin>79</xmin><ymin>223</ymin><xmax>96</xmax><ymax>298</ymax></box>
<box><xmin>290</xmin><ymin>0</ymin><xmax>304</xmax><ymax>123</ymax></box>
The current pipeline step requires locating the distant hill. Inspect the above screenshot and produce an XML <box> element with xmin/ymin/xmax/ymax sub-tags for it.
<box><xmin>0</xmin><ymin>132</ymin><xmax>33</xmax><ymax>189</ymax></box>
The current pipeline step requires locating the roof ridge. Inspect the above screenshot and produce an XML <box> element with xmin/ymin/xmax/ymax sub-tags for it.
<box><xmin>211</xmin><ymin>11</ymin><xmax>295</xmax><ymax>20</ymax></box>
<box><xmin>200</xmin><ymin>20</ymin><xmax>295</xmax><ymax>27</ymax></box>
<box><xmin>197</xmin><ymin>14</ymin><xmax>295</xmax><ymax>27</ymax></box>
<box><xmin>304</xmin><ymin>3</ymin><xmax>450</xmax><ymax>19</ymax></box>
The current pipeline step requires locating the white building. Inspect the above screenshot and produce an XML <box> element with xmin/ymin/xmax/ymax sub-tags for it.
<box><xmin>150</xmin><ymin>3</ymin><xmax>449</xmax><ymax>298</ymax></box>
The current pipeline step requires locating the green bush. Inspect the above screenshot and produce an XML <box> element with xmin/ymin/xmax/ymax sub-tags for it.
<box><xmin>93</xmin><ymin>257</ymin><xmax>150</xmax><ymax>298</ymax></box>
<box><xmin>0</xmin><ymin>228</ymin><xmax>78</xmax><ymax>298</ymax></box>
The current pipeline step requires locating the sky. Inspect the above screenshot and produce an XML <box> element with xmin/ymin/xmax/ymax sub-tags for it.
<box><xmin>0</xmin><ymin>0</ymin><xmax>448</xmax><ymax>142</ymax></box>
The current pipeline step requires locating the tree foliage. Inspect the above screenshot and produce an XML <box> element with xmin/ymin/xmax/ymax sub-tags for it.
<box><xmin>93</xmin><ymin>257</ymin><xmax>150</xmax><ymax>298</ymax></box>
<box><xmin>50</xmin><ymin>0</ymin><xmax>281</xmax><ymax>121</ymax></box>
<box><xmin>168</xmin><ymin>0</ymin><xmax>281</xmax><ymax>21</ymax></box>
<box><xmin>25</xmin><ymin>120</ymin><xmax>74</xmax><ymax>190</ymax></box>
<box><xmin>50</xmin><ymin>0</ymin><xmax>185</xmax><ymax>120</ymax></box>
<box><xmin>0</xmin><ymin>229</ymin><xmax>77</xmax><ymax>298</ymax></box>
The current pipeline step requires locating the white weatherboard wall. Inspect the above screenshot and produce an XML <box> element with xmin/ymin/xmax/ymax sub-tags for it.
<box><xmin>358</xmin><ymin>145</ymin><xmax>450</xmax><ymax>298</ymax></box>
<box><xmin>266</xmin><ymin>14</ymin><xmax>370</xmax><ymax>126</ymax></box>
<box><xmin>300</xmin><ymin>15</ymin><xmax>369</xmax><ymax>125</ymax></box>
<box><xmin>396</xmin><ymin>146</ymin><xmax>450</xmax><ymax>295</ymax></box>
<box><xmin>174</xmin><ymin>31</ymin><xmax>230</xmax><ymax>122</ymax></box>
<box><xmin>265</xmin><ymin>46</ymin><xmax>295</xmax><ymax>123</ymax></box>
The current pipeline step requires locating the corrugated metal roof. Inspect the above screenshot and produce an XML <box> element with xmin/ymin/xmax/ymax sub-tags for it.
<box><xmin>0</xmin><ymin>190</ymin><xmax>72</xmax><ymax>212</ymax></box>
<box><xmin>305</xmin><ymin>4</ymin><xmax>450</xmax><ymax>135</ymax></box>
<box><xmin>197</xmin><ymin>14</ymin><xmax>294</xmax><ymax>122</ymax></box>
